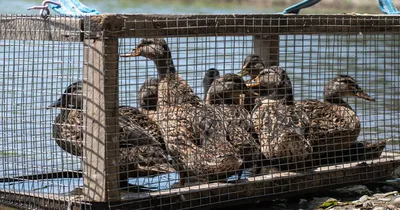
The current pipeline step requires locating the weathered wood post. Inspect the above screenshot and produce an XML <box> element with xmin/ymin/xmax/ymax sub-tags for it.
<box><xmin>82</xmin><ymin>37</ymin><xmax>120</xmax><ymax>202</ymax></box>
<box><xmin>253</xmin><ymin>35</ymin><xmax>280</xmax><ymax>66</ymax></box>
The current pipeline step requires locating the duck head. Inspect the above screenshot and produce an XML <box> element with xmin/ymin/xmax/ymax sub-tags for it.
<box><xmin>207</xmin><ymin>73</ymin><xmax>258</xmax><ymax>104</ymax></box>
<box><xmin>324</xmin><ymin>75</ymin><xmax>375</xmax><ymax>102</ymax></box>
<box><xmin>120</xmin><ymin>38</ymin><xmax>175</xmax><ymax>79</ymax></box>
<box><xmin>203</xmin><ymin>68</ymin><xmax>220</xmax><ymax>95</ymax></box>
<box><xmin>139</xmin><ymin>78</ymin><xmax>159</xmax><ymax>111</ymax></box>
<box><xmin>247</xmin><ymin>67</ymin><xmax>294</xmax><ymax>103</ymax></box>
<box><xmin>120</xmin><ymin>38</ymin><xmax>171</xmax><ymax>60</ymax></box>
<box><xmin>237</xmin><ymin>54</ymin><xmax>265</xmax><ymax>79</ymax></box>
<box><xmin>48</xmin><ymin>81</ymin><xmax>83</xmax><ymax>109</ymax></box>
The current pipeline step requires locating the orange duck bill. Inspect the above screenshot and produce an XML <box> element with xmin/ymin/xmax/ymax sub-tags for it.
<box><xmin>246</xmin><ymin>76</ymin><xmax>261</xmax><ymax>88</ymax></box>
<box><xmin>120</xmin><ymin>47</ymin><xmax>140</xmax><ymax>57</ymax></box>
<box><xmin>355</xmin><ymin>91</ymin><xmax>375</xmax><ymax>102</ymax></box>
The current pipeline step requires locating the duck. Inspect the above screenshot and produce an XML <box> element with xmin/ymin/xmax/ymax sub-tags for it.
<box><xmin>295</xmin><ymin>75</ymin><xmax>375</xmax><ymax>159</ymax></box>
<box><xmin>238</xmin><ymin>54</ymin><xmax>266</xmax><ymax>80</ymax></box>
<box><xmin>246</xmin><ymin>67</ymin><xmax>312</xmax><ymax>168</ymax></box>
<box><xmin>121</xmin><ymin>38</ymin><xmax>242</xmax><ymax>186</ymax></box>
<box><xmin>205</xmin><ymin>72</ymin><xmax>259</xmax><ymax>112</ymax></box>
<box><xmin>202</xmin><ymin>68</ymin><xmax>220</xmax><ymax>100</ymax></box>
<box><xmin>138</xmin><ymin>77</ymin><xmax>159</xmax><ymax>121</ymax></box>
<box><xmin>204</xmin><ymin>73</ymin><xmax>263</xmax><ymax>176</ymax></box>
<box><xmin>49</xmin><ymin>81</ymin><xmax>174</xmax><ymax>180</ymax></box>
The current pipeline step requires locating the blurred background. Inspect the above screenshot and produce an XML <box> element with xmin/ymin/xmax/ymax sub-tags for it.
<box><xmin>3</xmin><ymin>0</ymin><xmax>396</xmax><ymax>15</ymax></box>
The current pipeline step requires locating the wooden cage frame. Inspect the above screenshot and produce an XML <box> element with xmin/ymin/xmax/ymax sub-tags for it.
<box><xmin>1</xmin><ymin>14</ymin><xmax>400</xmax><ymax>209</ymax></box>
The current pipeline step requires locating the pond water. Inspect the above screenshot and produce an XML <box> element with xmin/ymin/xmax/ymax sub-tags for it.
<box><xmin>0</xmin><ymin>0</ymin><xmax>399</xmax><ymax>195</ymax></box>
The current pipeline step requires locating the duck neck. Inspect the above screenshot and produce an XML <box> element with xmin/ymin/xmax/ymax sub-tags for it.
<box><xmin>258</xmin><ymin>88</ymin><xmax>294</xmax><ymax>105</ymax></box>
<box><xmin>324</xmin><ymin>94</ymin><xmax>351</xmax><ymax>108</ymax></box>
<box><xmin>258</xmin><ymin>80</ymin><xmax>294</xmax><ymax>105</ymax></box>
<box><xmin>250</xmin><ymin>63</ymin><xmax>265</xmax><ymax>79</ymax></box>
<box><xmin>154</xmin><ymin>52</ymin><xmax>176</xmax><ymax>80</ymax></box>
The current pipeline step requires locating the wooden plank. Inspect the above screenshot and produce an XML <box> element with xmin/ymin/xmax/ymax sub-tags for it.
<box><xmin>83</xmin><ymin>38</ymin><xmax>120</xmax><ymax>202</ymax></box>
<box><xmin>87</xmin><ymin>14</ymin><xmax>400</xmax><ymax>38</ymax></box>
<box><xmin>0</xmin><ymin>153</ymin><xmax>398</xmax><ymax>209</ymax></box>
<box><xmin>117</xmin><ymin>152</ymin><xmax>400</xmax><ymax>209</ymax></box>
<box><xmin>0</xmin><ymin>16</ymin><xmax>82</xmax><ymax>42</ymax></box>
<box><xmin>253</xmin><ymin>35</ymin><xmax>280</xmax><ymax>67</ymax></box>
<box><xmin>0</xmin><ymin>187</ymin><xmax>83</xmax><ymax>210</ymax></box>
<box><xmin>0</xmin><ymin>170</ymin><xmax>82</xmax><ymax>182</ymax></box>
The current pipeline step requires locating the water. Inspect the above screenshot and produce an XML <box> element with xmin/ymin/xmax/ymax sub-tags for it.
<box><xmin>0</xmin><ymin>1</ymin><xmax>399</xmax><ymax>195</ymax></box>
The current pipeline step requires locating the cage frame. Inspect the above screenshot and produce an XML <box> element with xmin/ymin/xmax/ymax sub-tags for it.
<box><xmin>1</xmin><ymin>13</ymin><xmax>400</xmax><ymax>209</ymax></box>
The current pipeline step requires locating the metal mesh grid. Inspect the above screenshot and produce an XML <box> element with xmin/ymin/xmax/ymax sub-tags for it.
<box><xmin>0</xmin><ymin>14</ymin><xmax>399</xmax><ymax>210</ymax></box>
<box><xmin>112</xmin><ymin>15</ymin><xmax>400</xmax><ymax>209</ymax></box>
<box><xmin>0</xmin><ymin>15</ymin><xmax>84</xmax><ymax>209</ymax></box>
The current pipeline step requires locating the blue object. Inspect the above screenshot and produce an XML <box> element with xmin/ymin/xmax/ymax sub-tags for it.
<box><xmin>49</xmin><ymin>0</ymin><xmax>100</xmax><ymax>16</ymax></box>
<box><xmin>379</xmin><ymin>0</ymin><xmax>400</xmax><ymax>14</ymax></box>
<box><xmin>282</xmin><ymin>0</ymin><xmax>322</xmax><ymax>14</ymax></box>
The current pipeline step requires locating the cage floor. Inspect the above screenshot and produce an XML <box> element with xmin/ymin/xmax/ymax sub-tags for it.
<box><xmin>0</xmin><ymin>151</ymin><xmax>398</xmax><ymax>209</ymax></box>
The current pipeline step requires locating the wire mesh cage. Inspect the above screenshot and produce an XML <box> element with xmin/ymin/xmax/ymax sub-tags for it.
<box><xmin>0</xmin><ymin>13</ymin><xmax>399</xmax><ymax>209</ymax></box>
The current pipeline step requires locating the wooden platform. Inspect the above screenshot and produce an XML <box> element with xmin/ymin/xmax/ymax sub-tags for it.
<box><xmin>0</xmin><ymin>152</ymin><xmax>399</xmax><ymax>209</ymax></box>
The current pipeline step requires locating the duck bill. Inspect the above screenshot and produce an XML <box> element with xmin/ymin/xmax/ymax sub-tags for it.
<box><xmin>237</xmin><ymin>67</ymin><xmax>249</xmax><ymax>77</ymax></box>
<box><xmin>246</xmin><ymin>76</ymin><xmax>261</xmax><ymax>88</ymax></box>
<box><xmin>47</xmin><ymin>99</ymin><xmax>62</xmax><ymax>109</ymax></box>
<box><xmin>355</xmin><ymin>91</ymin><xmax>375</xmax><ymax>102</ymax></box>
<box><xmin>120</xmin><ymin>48</ymin><xmax>140</xmax><ymax>57</ymax></box>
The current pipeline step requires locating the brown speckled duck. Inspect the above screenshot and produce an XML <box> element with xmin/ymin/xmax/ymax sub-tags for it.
<box><xmin>50</xmin><ymin>81</ymin><xmax>174</xmax><ymax>180</ymax></box>
<box><xmin>205</xmin><ymin>73</ymin><xmax>263</xmax><ymax>176</ymax></box>
<box><xmin>295</xmin><ymin>75</ymin><xmax>375</xmax><ymax>158</ymax></box>
<box><xmin>239</xmin><ymin>56</ymin><xmax>383</xmax><ymax>168</ymax></box>
<box><xmin>247</xmin><ymin>67</ymin><xmax>312</xmax><ymax>166</ymax></box>
<box><xmin>138</xmin><ymin>77</ymin><xmax>159</xmax><ymax>121</ymax></box>
<box><xmin>121</xmin><ymin>38</ymin><xmax>243</xmax><ymax>186</ymax></box>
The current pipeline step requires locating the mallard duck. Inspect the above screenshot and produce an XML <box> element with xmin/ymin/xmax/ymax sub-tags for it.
<box><xmin>138</xmin><ymin>77</ymin><xmax>159</xmax><ymax>121</ymax></box>
<box><xmin>247</xmin><ymin>67</ymin><xmax>312</xmax><ymax>167</ymax></box>
<box><xmin>295</xmin><ymin>75</ymin><xmax>375</xmax><ymax>158</ymax></box>
<box><xmin>202</xmin><ymin>68</ymin><xmax>220</xmax><ymax>100</ymax></box>
<box><xmin>121</xmin><ymin>38</ymin><xmax>242</xmax><ymax>186</ymax></box>
<box><xmin>49</xmin><ymin>81</ymin><xmax>174</xmax><ymax>179</ymax></box>
<box><xmin>204</xmin><ymin>73</ymin><xmax>263</xmax><ymax>176</ymax></box>
<box><xmin>205</xmin><ymin>72</ymin><xmax>259</xmax><ymax>110</ymax></box>
<box><xmin>238</xmin><ymin>54</ymin><xmax>266</xmax><ymax>80</ymax></box>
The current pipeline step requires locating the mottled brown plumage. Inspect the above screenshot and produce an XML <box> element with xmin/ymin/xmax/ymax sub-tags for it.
<box><xmin>205</xmin><ymin>73</ymin><xmax>263</xmax><ymax>174</ymax></box>
<box><xmin>121</xmin><ymin>38</ymin><xmax>242</xmax><ymax>185</ymax></box>
<box><xmin>138</xmin><ymin>78</ymin><xmax>159</xmax><ymax>121</ymax></box>
<box><xmin>50</xmin><ymin>81</ymin><xmax>174</xmax><ymax>178</ymax></box>
<box><xmin>205</xmin><ymin>73</ymin><xmax>259</xmax><ymax>112</ymax></box>
<box><xmin>295</xmin><ymin>75</ymin><xmax>375</xmax><ymax>157</ymax></box>
<box><xmin>248</xmin><ymin>67</ymin><xmax>312</xmax><ymax>165</ymax></box>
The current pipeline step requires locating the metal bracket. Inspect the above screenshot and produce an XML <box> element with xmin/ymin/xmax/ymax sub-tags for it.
<box><xmin>28</xmin><ymin>0</ymin><xmax>62</xmax><ymax>19</ymax></box>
